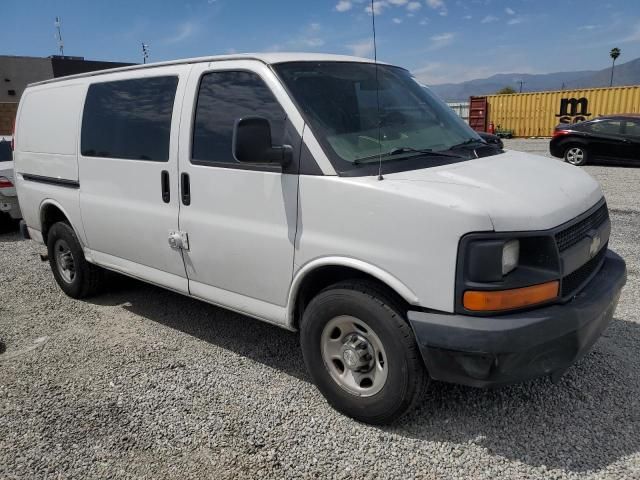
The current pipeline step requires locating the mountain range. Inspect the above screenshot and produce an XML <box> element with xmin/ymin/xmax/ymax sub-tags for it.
<box><xmin>429</xmin><ymin>57</ymin><xmax>640</xmax><ymax>102</ymax></box>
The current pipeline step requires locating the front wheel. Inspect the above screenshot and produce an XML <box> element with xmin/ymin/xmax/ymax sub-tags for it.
<box><xmin>47</xmin><ymin>222</ymin><xmax>106</xmax><ymax>298</ymax></box>
<box><xmin>564</xmin><ymin>145</ymin><xmax>588</xmax><ymax>166</ymax></box>
<box><xmin>300</xmin><ymin>281</ymin><xmax>428</xmax><ymax>424</ymax></box>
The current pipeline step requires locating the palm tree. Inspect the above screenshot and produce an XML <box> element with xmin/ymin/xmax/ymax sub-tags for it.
<box><xmin>610</xmin><ymin>47</ymin><xmax>621</xmax><ymax>87</ymax></box>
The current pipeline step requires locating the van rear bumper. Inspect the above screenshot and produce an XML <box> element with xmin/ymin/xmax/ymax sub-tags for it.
<box><xmin>407</xmin><ymin>250</ymin><xmax>626</xmax><ymax>388</ymax></box>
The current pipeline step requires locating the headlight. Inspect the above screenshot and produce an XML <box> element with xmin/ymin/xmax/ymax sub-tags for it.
<box><xmin>457</xmin><ymin>234</ymin><xmax>561</xmax><ymax>314</ymax></box>
<box><xmin>501</xmin><ymin>239</ymin><xmax>519</xmax><ymax>275</ymax></box>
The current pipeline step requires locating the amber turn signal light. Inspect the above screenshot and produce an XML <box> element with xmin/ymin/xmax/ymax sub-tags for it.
<box><xmin>463</xmin><ymin>280</ymin><xmax>560</xmax><ymax>312</ymax></box>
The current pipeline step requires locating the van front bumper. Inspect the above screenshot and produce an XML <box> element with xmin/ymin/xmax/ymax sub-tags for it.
<box><xmin>407</xmin><ymin>250</ymin><xmax>626</xmax><ymax>388</ymax></box>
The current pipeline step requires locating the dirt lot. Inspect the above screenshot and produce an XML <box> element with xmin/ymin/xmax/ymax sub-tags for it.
<box><xmin>1</xmin><ymin>140</ymin><xmax>639</xmax><ymax>479</ymax></box>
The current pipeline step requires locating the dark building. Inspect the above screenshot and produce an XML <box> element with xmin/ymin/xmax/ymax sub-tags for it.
<box><xmin>0</xmin><ymin>55</ymin><xmax>134</xmax><ymax>135</ymax></box>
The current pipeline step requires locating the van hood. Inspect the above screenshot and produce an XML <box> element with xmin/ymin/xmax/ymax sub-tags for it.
<box><xmin>382</xmin><ymin>150</ymin><xmax>603</xmax><ymax>232</ymax></box>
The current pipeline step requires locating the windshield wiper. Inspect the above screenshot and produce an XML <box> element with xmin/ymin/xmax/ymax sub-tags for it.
<box><xmin>448</xmin><ymin>138</ymin><xmax>487</xmax><ymax>150</ymax></box>
<box><xmin>354</xmin><ymin>147</ymin><xmax>463</xmax><ymax>164</ymax></box>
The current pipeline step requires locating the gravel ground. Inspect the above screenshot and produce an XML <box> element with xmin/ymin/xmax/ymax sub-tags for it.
<box><xmin>1</xmin><ymin>140</ymin><xmax>639</xmax><ymax>479</ymax></box>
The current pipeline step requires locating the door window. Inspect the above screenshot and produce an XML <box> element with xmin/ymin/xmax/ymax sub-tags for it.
<box><xmin>81</xmin><ymin>76</ymin><xmax>178</xmax><ymax>161</ymax></box>
<box><xmin>588</xmin><ymin>120</ymin><xmax>622</xmax><ymax>135</ymax></box>
<box><xmin>191</xmin><ymin>71</ymin><xmax>286</xmax><ymax>166</ymax></box>
<box><xmin>624</xmin><ymin>120</ymin><xmax>640</xmax><ymax>137</ymax></box>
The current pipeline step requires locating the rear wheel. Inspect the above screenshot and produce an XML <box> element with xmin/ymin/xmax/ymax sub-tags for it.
<box><xmin>47</xmin><ymin>222</ymin><xmax>106</xmax><ymax>298</ymax></box>
<box><xmin>0</xmin><ymin>212</ymin><xmax>16</xmax><ymax>233</ymax></box>
<box><xmin>564</xmin><ymin>145</ymin><xmax>588</xmax><ymax>166</ymax></box>
<box><xmin>300</xmin><ymin>280</ymin><xmax>428</xmax><ymax>424</ymax></box>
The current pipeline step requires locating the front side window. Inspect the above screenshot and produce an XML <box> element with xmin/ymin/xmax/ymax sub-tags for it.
<box><xmin>624</xmin><ymin>120</ymin><xmax>640</xmax><ymax>137</ymax></box>
<box><xmin>81</xmin><ymin>76</ymin><xmax>178</xmax><ymax>161</ymax></box>
<box><xmin>192</xmin><ymin>71</ymin><xmax>286</xmax><ymax>166</ymax></box>
<box><xmin>275</xmin><ymin>62</ymin><xmax>486</xmax><ymax>175</ymax></box>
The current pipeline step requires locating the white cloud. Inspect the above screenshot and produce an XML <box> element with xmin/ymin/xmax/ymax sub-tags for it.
<box><xmin>347</xmin><ymin>39</ymin><xmax>374</xmax><ymax>57</ymax></box>
<box><xmin>507</xmin><ymin>17</ymin><xmax>523</xmax><ymax>25</ymax></box>
<box><xmin>505</xmin><ymin>7</ymin><xmax>515</xmax><ymax>15</ymax></box>
<box><xmin>388</xmin><ymin>0</ymin><xmax>408</xmax><ymax>5</ymax></box>
<box><xmin>365</xmin><ymin>0</ymin><xmax>387</xmax><ymax>15</ymax></box>
<box><xmin>622</xmin><ymin>22</ymin><xmax>640</xmax><ymax>42</ymax></box>
<box><xmin>463</xmin><ymin>14</ymin><xmax>472</xmax><ymax>20</ymax></box>
<box><xmin>429</xmin><ymin>32</ymin><xmax>454</xmax><ymax>49</ymax></box>
<box><xmin>413</xmin><ymin>61</ymin><xmax>534</xmax><ymax>85</ymax></box>
<box><xmin>412</xmin><ymin>62</ymin><xmax>493</xmax><ymax>85</ymax></box>
<box><xmin>278</xmin><ymin>23</ymin><xmax>326</xmax><ymax>50</ymax></box>
<box><xmin>481</xmin><ymin>15</ymin><xmax>498</xmax><ymax>23</ymax></box>
<box><xmin>335</xmin><ymin>0</ymin><xmax>353</xmax><ymax>12</ymax></box>
<box><xmin>419</xmin><ymin>17</ymin><xmax>429</xmax><ymax>25</ymax></box>
<box><xmin>426</xmin><ymin>0</ymin><xmax>447</xmax><ymax>15</ymax></box>
<box><xmin>163</xmin><ymin>22</ymin><xmax>196</xmax><ymax>44</ymax></box>
<box><xmin>393</xmin><ymin>17</ymin><xmax>403</xmax><ymax>23</ymax></box>
<box><xmin>407</xmin><ymin>1</ymin><xmax>422</xmax><ymax>11</ymax></box>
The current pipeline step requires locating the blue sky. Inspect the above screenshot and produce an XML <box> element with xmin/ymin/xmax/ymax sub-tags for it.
<box><xmin>2</xmin><ymin>0</ymin><xmax>639</xmax><ymax>85</ymax></box>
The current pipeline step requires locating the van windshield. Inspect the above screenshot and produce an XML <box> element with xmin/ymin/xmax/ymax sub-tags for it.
<box><xmin>275</xmin><ymin>62</ymin><xmax>489</xmax><ymax>175</ymax></box>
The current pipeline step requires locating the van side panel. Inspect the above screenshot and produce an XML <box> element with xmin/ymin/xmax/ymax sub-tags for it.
<box><xmin>17</xmin><ymin>83</ymin><xmax>85</xmax><ymax>181</ymax></box>
<box><xmin>14</xmin><ymin>82</ymin><xmax>87</xmax><ymax>245</ymax></box>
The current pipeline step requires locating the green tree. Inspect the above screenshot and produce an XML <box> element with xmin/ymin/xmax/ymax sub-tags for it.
<box><xmin>496</xmin><ymin>86</ymin><xmax>517</xmax><ymax>95</ymax></box>
<box><xmin>610</xmin><ymin>47</ymin><xmax>621</xmax><ymax>87</ymax></box>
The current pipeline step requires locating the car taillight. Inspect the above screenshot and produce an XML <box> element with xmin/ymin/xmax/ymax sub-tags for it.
<box><xmin>552</xmin><ymin>129</ymin><xmax>571</xmax><ymax>138</ymax></box>
<box><xmin>0</xmin><ymin>177</ymin><xmax>13</xmax><ymax>188</ymax></box>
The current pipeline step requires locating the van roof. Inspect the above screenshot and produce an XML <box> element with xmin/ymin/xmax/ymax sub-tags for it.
<box><xmin>28</xmin><ymin>52</ymin><xmax>387</xmax><ymax>87</ymax></box>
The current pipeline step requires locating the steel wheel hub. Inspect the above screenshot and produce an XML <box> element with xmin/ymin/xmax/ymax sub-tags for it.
<box><xmin>341</xmin><ymin>333</ymin><xmax>374</xmax><ymax>371</ymax></box>
<box><xmin>54</xmin><ymin>239</ymin><xmax>76</xmax><ymax>284</ymax></box>
<box><xmin>320</xmin><ymin>315</ymin><xmax>388</xmax><ymax>397</ymax></box>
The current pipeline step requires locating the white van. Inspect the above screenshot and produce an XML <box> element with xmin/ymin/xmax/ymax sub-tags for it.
<box><xmin>13</xmin><ymin>54</ymin><xmax>626</xmax><ymax>424</ymax></box>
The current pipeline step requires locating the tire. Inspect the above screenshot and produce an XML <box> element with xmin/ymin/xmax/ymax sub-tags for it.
<box><xmin>47</xmin><ymin>222</ymin><xmax>105</xmax><ymax>298</ymax></box>
<box><xmin>564</xmin><ymin>144</ymin><xmax>588</xmax><ymax>166</ymax></box>
<box><xmin>0</xmin><ymin>212</ymin><xmax>15</xmax><ymax>234</ymax></box>
<box><xmin>300</xmin><ymin>280</ymin><xmax>428</xmax><ymax>424</ymax></box>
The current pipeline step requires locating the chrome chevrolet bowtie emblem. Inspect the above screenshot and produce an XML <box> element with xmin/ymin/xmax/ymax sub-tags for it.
<box><xmin>588</xmin><ymin>231</ymin><xmax>601</xmax><ymax>258</ymax></box>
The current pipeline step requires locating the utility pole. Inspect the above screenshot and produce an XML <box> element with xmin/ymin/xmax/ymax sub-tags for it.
<box><xmin>142</xmin><ymin>43</ymin><xmax>149</xmax><ymax>64</ymax></box>
<box><xmin>517</xmin><ymin>80</ymin><xmax>525</xmax><ymax>93</ymax></box>
<box><xmin>54</xmin><ymin>17</ymin><xmax>64</xmax><ymax>56</ymax></box>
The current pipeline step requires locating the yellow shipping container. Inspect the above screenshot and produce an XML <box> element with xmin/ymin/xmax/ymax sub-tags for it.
<box><xmin>486</xmin><ymin>85</ymin><xmax>640</xmax><ymax>137</ymax></box>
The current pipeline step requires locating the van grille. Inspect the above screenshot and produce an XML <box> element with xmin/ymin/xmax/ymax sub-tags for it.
<box><xmin>561</xmin><ymin>245</ymin><xmax>607</xmax><ymax>297</ymax></box>
<box><xmin>555</xmin><ymin>203</ymin><xmax>609</xmax><ymax>253</ymax></box>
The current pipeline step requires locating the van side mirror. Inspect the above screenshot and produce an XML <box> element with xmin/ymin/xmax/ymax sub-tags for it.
<box><xmin>232</xmin><ymin>117</ymin><xmax>292</xmax><ymax>166</ymax></box>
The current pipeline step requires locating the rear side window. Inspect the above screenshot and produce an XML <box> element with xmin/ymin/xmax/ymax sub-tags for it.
<box><xmin>192</xmin><ymin>71</ymin><xmax>286</xmax><ymax>166</ymax></box>
<box><xmin>81</xmin><ymin>76</ymin><xmax>178</xmax><ymax>161</ymax></box>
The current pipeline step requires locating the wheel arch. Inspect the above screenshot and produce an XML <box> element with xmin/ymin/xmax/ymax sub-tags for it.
<box><xmin>287</xmin><ymin>257</ymin><xmax>419</xmax><ymax>330</ymax></box>
<box><xmin>39</xmin><ymin>199</ymin><xmax>78</xmax><ymax>245</ymax></box>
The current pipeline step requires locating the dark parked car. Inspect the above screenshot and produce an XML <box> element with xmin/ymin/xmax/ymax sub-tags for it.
<box><xmin>550</xmin><ymin>115</ymin><xmax>640</xmax><ymax>166</ymax></box>
<box><xmin>478</xmin><ymin>132</ymin><xmax>504</xmax><ymax>150</ymax></box>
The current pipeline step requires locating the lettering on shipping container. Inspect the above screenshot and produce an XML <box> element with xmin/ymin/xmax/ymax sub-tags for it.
<box><xmin>556</xmin><ymin>97</ymin><xmax>592</xmax><ymax>124</ymax></box>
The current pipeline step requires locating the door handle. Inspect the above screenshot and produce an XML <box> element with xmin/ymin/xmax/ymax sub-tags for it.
<box><xmin>161</xmin><ymin>170</ymin><xmax>170</xmax><ymax>203</ymax></box>
<box><xmin>181</xmin><ymin>172</ymin><xmax>191</xmax><ymax>206</ymax></box>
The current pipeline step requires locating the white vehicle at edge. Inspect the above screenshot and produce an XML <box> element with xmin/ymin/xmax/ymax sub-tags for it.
<box><xmin>13</xmin><ymin>53</ymin><xmax>626</xmax><ymax>424</ymax></box>
<box><xmin>0</xmin><ymin>135</ymin><xmax>21</xmax><ymax>229</ymax></box>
